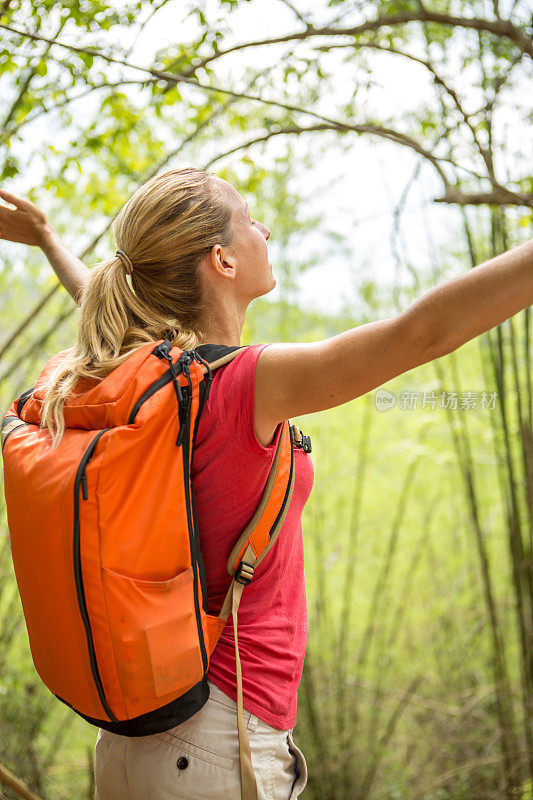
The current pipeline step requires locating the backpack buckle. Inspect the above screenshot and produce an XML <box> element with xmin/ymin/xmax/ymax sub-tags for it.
<box><xmin>290</xmin><ymin>424</ymin><xmax>312</xmax><ymax>454</ymax></box>
<box><xmin>235</xmin><ymin>560</ymin><xmax>254</xmax><ymax>585</ymax></box>
<box><xmin>301</xmin><ymin>434</ymin><xmax>312</xmax><ymax>453</ymax></box>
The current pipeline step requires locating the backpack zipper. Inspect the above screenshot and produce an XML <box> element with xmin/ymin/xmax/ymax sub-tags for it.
<box><xmin>128</xmin><ymin>371</ymin><xmax>173</xmax><ymax>423</ymax></box>
<box><xmin>74</xmin><ymin>428</ymin><xmax>118</xmax><ymax>722</ymax></box>
<box><xmin>151</xmin><ymin>343</ymin><xmax>208</xmax><ymax>671</ymax></box>
<box><xmin>189</xmin><ymin>352</ymin><xmax>213</xmax><ymax>614</ymax></box>
<box><xmin>72</xmin><ymin>356</ymin><xmax>174</xmax><ymax>719</ymax></box>
<box><xmin>180</xmin><ymin>412</ymin><xmax>208</xmax><ymax>673</ymax></box>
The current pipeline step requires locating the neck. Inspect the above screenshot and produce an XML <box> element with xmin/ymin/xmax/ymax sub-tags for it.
<box><xmin>196</xmin><ymin>301</ymin><xmax>247</xmax><ymax>347</ymax></box>
<box><xmin>196</xmin><ymin>331</ymin><xmax>241</xmax><ymax>347</ymax></box>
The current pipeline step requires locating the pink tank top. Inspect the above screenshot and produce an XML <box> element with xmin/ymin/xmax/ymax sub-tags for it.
<box><xmin>192</xmin><ymin>343</ymin><xmax>314</xmax><ymax>730</ymax></box>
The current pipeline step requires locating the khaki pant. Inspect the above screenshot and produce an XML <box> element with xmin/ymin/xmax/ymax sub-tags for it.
<box><xmin>94</xmin><ymin>680</ymin><xmax>308</xmax><ymax>799</ymax></box>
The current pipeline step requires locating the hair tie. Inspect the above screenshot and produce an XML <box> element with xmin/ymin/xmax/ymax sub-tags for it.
<box><xmin>116</xmin><ymin>249</ymin><xmax>134</xmax><ymax>275</ymax></box>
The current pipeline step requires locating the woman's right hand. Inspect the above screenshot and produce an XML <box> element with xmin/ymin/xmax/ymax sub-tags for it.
<box><xmin>0</xmin><ymin>188</ymin><xmax>53</xmax><ymax>247</ymax></box>
<box><xmin>0</xmin><ymin>187</ymin><xmax>90</xmax><ymax>304</ymax></box>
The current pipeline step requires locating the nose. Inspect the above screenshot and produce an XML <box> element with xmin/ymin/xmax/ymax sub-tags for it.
<box><xmin>260</xmin><ymin>222</ymin><xmax>271</xmax><ymax>241</ymax></box>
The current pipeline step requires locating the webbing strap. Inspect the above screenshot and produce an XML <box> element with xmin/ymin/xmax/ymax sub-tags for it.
<box><xmin>1</xmin><ymin>418</ymin><xmax>25</xmax><ymax>450</ymax></box>
<box><xmin>219</xmin><ymin>542</ymin><xmax>258</xmax><ymax>800</ymax></box>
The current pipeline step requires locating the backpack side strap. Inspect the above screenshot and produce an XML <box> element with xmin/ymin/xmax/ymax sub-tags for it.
<box><xmin>226</xmin><ymin>419</ymin><xmax>294</xmax><ymax>579</ymax></box>
<box><xmin>219</xmin><ymin>541</ymin><xmax>258</xmax><ymax>800</ymax></box>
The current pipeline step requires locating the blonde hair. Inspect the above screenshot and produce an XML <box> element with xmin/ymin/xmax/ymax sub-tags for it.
<box><xmin>41</xmin><ymin>166</ymin><xmax>234</xmax><ymax>449</ymax></box>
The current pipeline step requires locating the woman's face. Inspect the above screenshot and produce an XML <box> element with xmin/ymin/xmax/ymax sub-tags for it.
<box><xmin>211</xmin><ymin>179</ymin><xmax>275</xmax><ymax>302</ymax></box>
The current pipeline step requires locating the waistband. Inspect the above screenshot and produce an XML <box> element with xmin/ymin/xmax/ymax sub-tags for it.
<box><xmin>206</xmin><ymin>679</ymin><xmax>293</xmax><ymax>735</ymax></box>
<box><xmin>206</xmin><ymin>679</ymin><xmax>240</xmax><ymax>711</ymax></box>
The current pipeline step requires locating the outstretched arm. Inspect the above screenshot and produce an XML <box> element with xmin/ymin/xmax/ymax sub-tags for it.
<box><xmin>0</xmin><ymin>188</ymin><xmax>90</xmax><ymax>305</ymax></box>
<box><xmin>255</xmin><ymin>237</ymin><xmax>533</xmax><ymax>424</ymax></box>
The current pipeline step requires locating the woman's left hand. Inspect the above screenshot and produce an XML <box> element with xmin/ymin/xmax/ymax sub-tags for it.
<box><xmin>0</xmin><ymin>188</ymin><xmax>53</xmax><ymax>247</ymax></box>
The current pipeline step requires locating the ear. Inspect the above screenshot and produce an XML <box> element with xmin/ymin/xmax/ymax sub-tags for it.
<box><xmin>208</xmin><ymin>244</ymin><xmax>236</xmax><ymax>280</ymax></box>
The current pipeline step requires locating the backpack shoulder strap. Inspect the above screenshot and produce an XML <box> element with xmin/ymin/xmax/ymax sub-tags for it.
<box><xmin>194</xmin><ymin>343</ymin><xmax>248</xmax><ymax>372</ymax></box>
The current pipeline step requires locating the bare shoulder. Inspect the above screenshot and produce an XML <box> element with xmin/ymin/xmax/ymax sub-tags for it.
<box><xmin>253</xmin><ymin>342</ymin><xmax>320</xmax><ymax>446</ymax></box>
<box><xmin>254</xmin><ymin>341</ymin><xmax>325</xmax><ymax>437</ymax></box>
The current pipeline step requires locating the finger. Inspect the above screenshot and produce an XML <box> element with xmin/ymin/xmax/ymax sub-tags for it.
<box><xmin>0</xmin><ymin>188</ymin><xmax>19</xmax><ymax>208</ymax></box>
<box><xmin>0</xmin><ymin>188</ymin><xmax>32</xmax><ymax>211</ymax></box>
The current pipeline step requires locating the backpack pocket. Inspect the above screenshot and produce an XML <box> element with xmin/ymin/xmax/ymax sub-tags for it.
<box><xmin>100</xmin><ymin>564</ymin><xmax>205</xmax><ymax>719</ymax></box>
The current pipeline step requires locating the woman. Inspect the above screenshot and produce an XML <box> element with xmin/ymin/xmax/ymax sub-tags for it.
<box><xmin>0</xmin><ymin>167</ymin><xmax>532</xmax><ymax>800</ymax></box>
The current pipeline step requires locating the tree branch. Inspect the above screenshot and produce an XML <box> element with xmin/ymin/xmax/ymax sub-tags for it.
<box><xmin>316</xmin><ymin>37</ymin><xmax>530</xmax><ymax>206</ymax></box>
<box><xmin>1</xmin><ymin>18</ymin><xmax>526</xmax><ymax>208</ymax></box>
<box><xmin>174</xmin><ymin>9</ymin><xmax>533</xmax><ymax>76</ymax></box>
<box><xmin>127</xmin><ymin>0</ymin><xmax>175</xmax><ymax>53</ymax></box>
<box><xmin>205</xmin><ymin>121</ymin><xmax>462</xmax><ymax>190</ymax></box>
<box><xmin>317</xmin><ymin>40</ymin><xmax>492</xmax><ymax>171</ymax></box>
<box><xmin>0</xmin><ymin>80</ymin><xmax>152</xmax><ymax>144</ymax></box>
<box><xmin>434</xmin><ymin>187</ymin><xmax>533</xmax><ymax>207</ymax></box>
<box><xmin>276</xmin><ymin>0</ymin><xmax>312</xmax><ymax>28</ymax></box>
<box><xmin>0</xmin><ymin>21</ymin><xmax>379</xmax><ymax>131</ymax></box>
<box><xmin>2</xmin><ymin>18</ymin><xmax>497</xmax><ymax>195</ymax></box>
<box><xmin>0</xmin><ymin>19</ymin><xmax>464</xmax><ymax>194</ymax></box>
<box><xmin>204</xmin><ymin>123</ymin><xmax>533</xmax><ymax>208</ymax></box>
<box><xmin>1</xmin><ymin>18</ymin><xmax>66</xmax><ymax>132</ymax></box>
<box><xmin>484</xmin><ymin>50</ymin><xmax>524</xmax><ymax>115</ymax></box>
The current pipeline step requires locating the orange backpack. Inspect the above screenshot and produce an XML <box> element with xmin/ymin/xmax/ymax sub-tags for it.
<box><xmin>1</xmin><ymin>338</ymin><xmax>311</xmax><ymax>800</ymax></box>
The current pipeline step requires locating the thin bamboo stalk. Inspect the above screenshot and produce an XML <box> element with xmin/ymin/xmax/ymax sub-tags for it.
<box><xmin>0</xmin><ymin>762</ymin><xmax>43</xmax><ymax>800</ymax></box>
<box><xmin>335</xmin><ymin>396</ymin><xmax>373</xmax><ymax>740</ymax></box>
<box><xmin>434</xmin><ymin>349</ymin><xmax>519</xmax><ymax>790</ymax></box>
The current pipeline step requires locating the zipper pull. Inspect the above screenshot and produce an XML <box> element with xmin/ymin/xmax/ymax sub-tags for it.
<box><xmin>175</xmin><ymin>387</ymin><xmax>190</xmax><ymax>447</ymax></box>
<box><xmin>176</xmin><ymin>416</ymin><xmax>186</xmax><ymax>447</ymax></box>
<box><xmin>81</xmin><ymin>473</ymin><xmax>88</xmax><ymax>500</ymax></box>
<box><xmin>175</xmin><ymin>353</ymin><xmax>193</xmax><ymax>447</ymax></box>
<box><xmin>157</xmin><ymin>344</ymin><xmax>184</xmax><ymax>406</ymax></box>
<box><xmin>181</xmin><ymin>355</ymin><xmax>193</xmax><ymax>417</ymax></box>
<box><xmin>152</xmin><ymin>339</ymin><xmax>172</xmax><ymax>360</ymax></box>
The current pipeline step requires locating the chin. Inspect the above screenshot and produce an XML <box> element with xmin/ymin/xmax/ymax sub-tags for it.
<box><xmin>255</xmin><ymin>279</ymin><xmax>276</xmax><ymax>299</ymax></box>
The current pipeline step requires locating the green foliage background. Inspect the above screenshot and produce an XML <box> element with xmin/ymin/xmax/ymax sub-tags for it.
<box><xmin>0</xmin><ymin>1</ymin><xmax>532</xmax><ymax>798</ymax></box>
